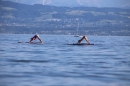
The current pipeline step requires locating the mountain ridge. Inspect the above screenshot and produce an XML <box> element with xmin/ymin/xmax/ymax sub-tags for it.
<box><xmin>2</xmin><ymin>0</ymin><xmax>130</xmax><ymax>8</ymax></box>
<box><xmin>0</xmin><ymin>0</ymin><xmax>130</xmax><ymax>35</ymax></box>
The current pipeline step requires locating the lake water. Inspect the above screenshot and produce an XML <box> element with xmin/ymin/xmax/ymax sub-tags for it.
<box><xmin>0</xmin><ymin>34</ymin><xmax>130</xmax><ymax>86</ymax></box>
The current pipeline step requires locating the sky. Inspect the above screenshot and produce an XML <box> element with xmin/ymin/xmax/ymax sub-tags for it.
<box><xmin>2</xmin><ymin>0</ymin><xmax>130</xmax><ymax>8</ymax></box>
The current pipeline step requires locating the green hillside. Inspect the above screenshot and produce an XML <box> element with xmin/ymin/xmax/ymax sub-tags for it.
<box><xmin>0</xmin><ymin>0</ymin><xmax>130</xmax><ymax>35</ymax></box>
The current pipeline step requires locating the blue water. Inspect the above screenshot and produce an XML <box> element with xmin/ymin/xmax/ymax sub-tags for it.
<box><xmin>0</xmin><ymin>34</ymin><xmax>130</xmax><ymax>86</ymax></box>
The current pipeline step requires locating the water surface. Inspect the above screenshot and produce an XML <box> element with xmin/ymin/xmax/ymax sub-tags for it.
<box><xmin>0</xmin><ymin>34</ymin><xmax>130</xmax><ymax>86</ymax></box>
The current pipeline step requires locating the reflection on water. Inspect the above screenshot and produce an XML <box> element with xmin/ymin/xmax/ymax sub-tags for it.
<box><xmin>0</xmin><ymin>34</ymin><xmax>130</xmax><ymax>86</ymax></box>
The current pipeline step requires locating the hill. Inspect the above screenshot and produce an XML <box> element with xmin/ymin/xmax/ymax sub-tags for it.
<box><xmin>0</xmin><ymin>0</ymin><xmax>130</xmax><ymax>35</ymax></box>
<box><xmin>2</xmin><ymin>0</ymin><xmax>130</xmax><ymax>8</ymax></box>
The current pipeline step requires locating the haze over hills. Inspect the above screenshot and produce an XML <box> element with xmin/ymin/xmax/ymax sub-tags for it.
<box><xmin>0</xmin><ymin>0</ymin><xmax>130</xmax><ymax>35</ymax></box>
<box><xmin>2</xmin><ymin>0</ymin><xmax>130</xmax><ymax>8</ymax></box>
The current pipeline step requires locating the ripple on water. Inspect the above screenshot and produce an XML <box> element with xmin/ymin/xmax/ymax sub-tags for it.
<box><xmin>0</xmin><ymin>35</ymin><xmax>130</xmax><ymax>86</ymax></box>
